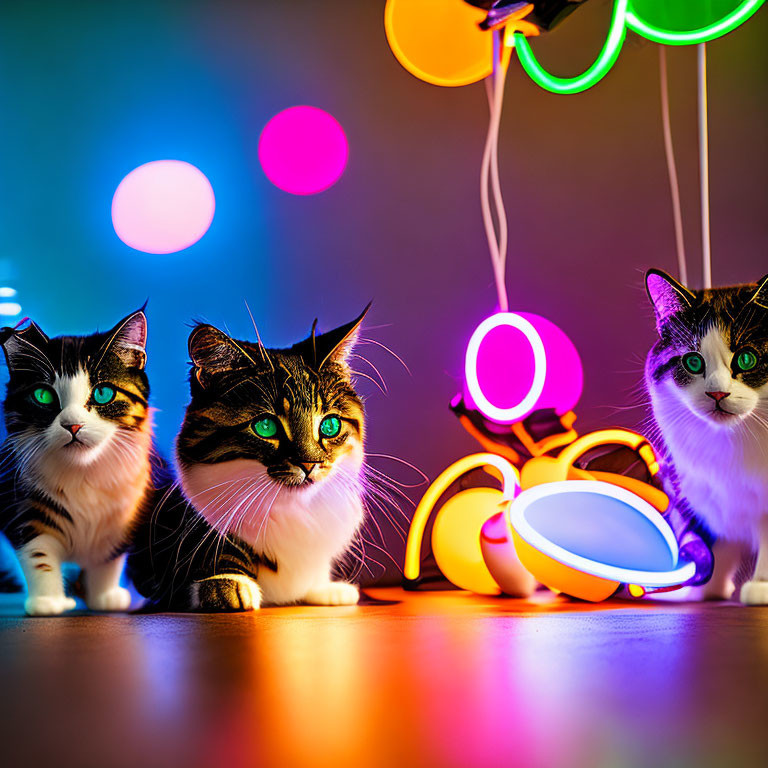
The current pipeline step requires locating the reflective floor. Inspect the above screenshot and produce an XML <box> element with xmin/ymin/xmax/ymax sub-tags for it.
<box><xmin>0</xmin><ymin>588</ymin><xmax>766</xmax><ymax>768</ymax></box>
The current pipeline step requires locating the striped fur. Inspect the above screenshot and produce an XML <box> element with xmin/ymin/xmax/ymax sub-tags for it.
<box><xmin>0</xmin><ymin>311</ymin><xmax>154</xmax><ymax>615</ymax></box>
<box><xmin>645</xmin><ymin>270</ymin><xmax>768</xmax><ymax>604</ymax></box>
<box><xmin>128</xmin><ymin>307</ymin><xmax>369</xmax><ymax>611</ymax></box>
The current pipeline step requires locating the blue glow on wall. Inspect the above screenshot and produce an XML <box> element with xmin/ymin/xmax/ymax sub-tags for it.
<box><xmin>0</xmin><ymin>3</ymin><xmax>287</xmax><ymax>454</ymax></box>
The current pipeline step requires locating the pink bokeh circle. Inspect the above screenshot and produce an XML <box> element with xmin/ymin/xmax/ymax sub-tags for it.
<box><xmin>258</xmin><ymin>106</ymin><xmax>348</xmax><ymax>195</ymax></box>
<box><xmin>112</xmin><ymin>160</ymin><xmax>215</xmax><ymax>254</ymax></box>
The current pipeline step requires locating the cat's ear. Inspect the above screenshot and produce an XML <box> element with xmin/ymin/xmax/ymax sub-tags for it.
<box><xmin>15</xmin><ymin>321</ymin><xmax>49</xmax><ymax>349</ymax></box>
<box><xmin>0</xmin><ymin>321</ymin><xmax>51</xmax><ymax>373</ymax></box>
<box><xmin>99</xmin><ymin>310</ymin><xmax>148</xmax><ymax>370</ymax></box>
<box><xmin>646</xmin><ymin>269</ymin><xmax>695</xmax><ymax>332</ymax></box>
<box><xmin>189</xmin><ymin>324</ymin><xmax>258</xmax><ymax>379</ymax></box>
<box><xmin>312</xmin><ymin>303</ymin><xmax>371</xmax><ymax>369</ymax></box>
<box><xmin>748</xmin><ymin>274</ymin><xmax>768</xmax><ymax>310</ymax></box>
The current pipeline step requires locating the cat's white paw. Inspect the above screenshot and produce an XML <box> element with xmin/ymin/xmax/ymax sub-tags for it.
<box><xmin>304</xmin><ymin>582</ymin><xmax>359</xmax><ymax>606</ymax></box>
<box><xmin>740</xmin><ymin>580</ymin><xmax>768</xmax><ymax>606</ymax></box>
<box><xmin>87</xmin><ymin>586</ymin><xmax>132</xmax><ymax>612</ymax></box>
<box><xmin>688</xmin><ymin>579</ymin><xmax>736</xmax><ymax>602</ymax></box>
<box><xmin>25</xmin><ymin>595</ymin><xmax>77</xmax><ymax>616</ymax></box>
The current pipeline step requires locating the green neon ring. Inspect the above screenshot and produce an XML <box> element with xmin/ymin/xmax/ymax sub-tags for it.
<box><xmin>514</xmin><ymin>0</ymin><xmax>628</xmax><ymax>95</ymax></box>
<box><xmin>514</xmin><ymin>0</ymin><xmax>765</xmax><ymax>94</ymax></box>
<box><xmin>625</xmin><ymin>0</ymin><xmax>765</xmax><ymax>45</ymax></box>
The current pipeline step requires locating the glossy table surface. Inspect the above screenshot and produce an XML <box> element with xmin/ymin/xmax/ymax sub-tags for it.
<box><xmin>0</xmin><ymin>588</ymin><xmax>766</xmax><ymax>768</ymax></box>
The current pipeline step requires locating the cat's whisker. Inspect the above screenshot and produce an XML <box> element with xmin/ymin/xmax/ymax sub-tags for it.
<box><xmin>243</xmin><ymin>299</ymin><xmax>275</xmax><ymax>373</ymax></box>
<box><xmin>339</xmin><ymin>466</ymin><xmax>409</xmax><ymax>540</ymax></box>
<box><xmin>365</xmin><ymin>453</ymin><xmax>428</xmax><ymax>483</ymax></box>
<box><xmin>176</xmin><ymin>478</ymin><xmax>260</xmax><ymax>567</ymax></box>
<box><xmin>364</xmin><ymin>494</ymin><xmax>407</xmax><ymax>542</ymax></box>
<box><xmin>196</xmin><ymin>478</ymin><xmax>262</xmax><ymax>533</ymax></box>
<box><xmin>356</xmin><ymin>528</ymin><xmax>400</xmax><ymax>571</ymax></box>
<box><xmin>346</xmin><ymin>536</ymin><xmax>385</xmax><ymax>577</ymax></box>
<box><xmin>348</xmin><ymin>352</ymin><xmax>389</xmax><ymax>393</ymax></box>
<box><xmin>362</xmin><ymin>474</ymin><xmax>415</xmax><ymax>512</ymax></box>
<box><xmin>360</xmin><ymin>487</ymin><xmax>411</xmax><ymax>531</ymax></box>
<box><xmin>359</xmin><ymin>491</ymin><xmax>388</xmax><ymax>542</ymax></box>
<box><xmin>231</xmin><ymin>479</ymin><xmax>277</xmax><ymax>543</ymax></box>
<box><xmin>357</xmin><ymin>336</ymin><xmax>411</xmax><ymax>376</ymax></box>
<box><xmin>350</xmin><ymin>369</ymin><xmax>388</xmax><ymax>396</ymax></box>
<box><xmin>218</xmin><ymin>480</ymin><xmax>269</xmax><ymax>540</ymax></box>
<box><xmin>256</xmin><ymin>484</ymin><xmax>284</xmax><ymax>548</ymax></box>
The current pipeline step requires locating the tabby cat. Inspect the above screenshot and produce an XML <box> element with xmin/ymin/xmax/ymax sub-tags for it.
<box><xmin>0</xmin><ymin>311</ymin><xmax>153</xmax><ymax>615</ymax></box>
<box><xmin>645</xmin><ymin>269</ymin><xmax>768</xmax><ymax>604</ymax></box>
<box><xmin>128</xmin><ymin>306</ymin><xmax>369</xmax><ymax>611</ymax></box>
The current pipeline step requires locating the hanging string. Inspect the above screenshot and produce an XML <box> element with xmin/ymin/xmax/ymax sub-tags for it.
<box><xmin>488</xmin><ymin>72</ymin><xmax>509</xmax><ymax>305</ymax></box>
<box><xmin>480</xmin><ymin>30</ymin><xmax>511</xmax><ymax>311</ymax></box>
<box><xmin>480</xmin><ymin>78</ymin><xmax>502</xmax><ymax>309</ymax></box>
<box><xmin>658</xmin><ymin>47</ymin><xmax>688</xmax><ymax>286</ymax></box>
<box><xmin>698</xmin><ymin>42</ymin><xmax>712</xmax><ymax>289</ymax></box>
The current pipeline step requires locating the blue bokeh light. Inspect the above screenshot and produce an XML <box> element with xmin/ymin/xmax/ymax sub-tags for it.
<box><xmin>0</xmin><ymin>3</ymin><xmax>280</xmax><ymax>455</ymax></box>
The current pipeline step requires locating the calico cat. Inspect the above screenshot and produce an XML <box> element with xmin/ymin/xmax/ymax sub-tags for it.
<box><xmin>128</xmin><ymin>306</ymin><xmax>369</xmax><ymax>611</ymax></box>
<box><xmin>0</xmin><ymin>310</ymin><xmax>153</xmax><ymax>615</ymax></box>
<box><xmin>645</xmin><ymin>269</ymin><xmax>768</xmax><ymax>604</ymax></box>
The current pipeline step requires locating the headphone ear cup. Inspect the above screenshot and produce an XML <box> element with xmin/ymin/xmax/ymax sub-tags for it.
<box><xmin>431</xmin><ymin>488</ymin><xmax>504</xmax><ymax>596</ymax></box>
<box><xmin>480</xmin><ymin>512</ymin><xmax>536</xmax><ymax>598</ymax></box>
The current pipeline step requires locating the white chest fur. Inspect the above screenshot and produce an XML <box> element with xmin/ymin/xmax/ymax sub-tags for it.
<box><xmin>652</xmin><ymin>381</ymin><xmax>768</xmax><ymax>546</ymax></box>
<box><xmin>30</xmin><ymin>436</ymin><xmax>151</xmax><ymax>566</ymax></box>
<box><xmin>181</xmin><ymin>450</ymin><xmax>365</xmax><ymax>605</ymax></box>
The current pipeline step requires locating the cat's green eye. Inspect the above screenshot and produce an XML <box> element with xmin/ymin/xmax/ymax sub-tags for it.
<box><xmin>32</xmin><ymin>387</ymin><xmax>55</xmax><ymax>406</ymax></box>
<box><xmin>681</xmin><ymin>352</ymin><xmax>705</xmax><ymax>375</ymax></box>
<box><xmin>319</xmin><ymin>415</ymin><xmax>342</xmax><ymax>439</ymax></box>
<box><xmin>92</xmin><ymin>385</ymin><xmax>116</xmax><ymax>405</ymax></box>
<box><xmin>252</xmin><ymin>416</ymin><xmax>278</xmax><ymax>439</ymax></box>
<box><xmin>734</xmin><ymin>348</ymin><xmax>758</xmax><ymax>373</ymax></box>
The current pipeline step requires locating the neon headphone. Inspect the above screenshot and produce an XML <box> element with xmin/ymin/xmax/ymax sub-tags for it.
<box><xmin>403</xmin><ymin>429</ymin><xmax>673</xmax><ymax>599</ymax></box>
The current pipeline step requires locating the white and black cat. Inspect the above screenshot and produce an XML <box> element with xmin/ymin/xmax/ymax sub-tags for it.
<box><xmin>0</xmin><ymin>311</ymin><xmax>153</xmax><ymax>615</ymax></box>
<box><xmin>128</xmin><ymin>307</ymin><xmax>369</xmax><ymax>611</ymax></box>
<box><xmin>645</xmin><ymin>269</ymin><xmax>768</xmax><ymax>604</ymax></box>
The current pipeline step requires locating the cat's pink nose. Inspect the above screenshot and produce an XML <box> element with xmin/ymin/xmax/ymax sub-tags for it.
<box><xmin>63</xmin><ymin>423</ymin><xmax>83</xmax><ymax>435</ymax></box>
<box><xmin>298</xmin><ymin>462</ymin><xmax>319</xmax><ymax>477</ymax></box>
<box><xmin>705</xmin><ymin>391</ymin><xmax>730</xmax><ymax>402</ymax></box>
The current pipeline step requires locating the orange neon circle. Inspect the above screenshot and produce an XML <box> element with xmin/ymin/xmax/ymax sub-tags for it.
<box><xmin>384</xmin><ymin>0</ymin><xmax>493</xmax><ymax>87</ymax></box>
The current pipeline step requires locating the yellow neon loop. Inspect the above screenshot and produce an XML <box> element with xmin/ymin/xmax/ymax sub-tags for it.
<box><xmin>556</xmin><ymin>429</ymin><xmax>656</xmax><ymax>474</ymax></box>
<box><xmin>637</xmin><ymin>444</ymin><xmax>660</xmax><ymax>476</ymax></box>
<box><xmin>404</xmin><ymin>453</ymin><xmax>520</xmax><ymax>581</ymax></box>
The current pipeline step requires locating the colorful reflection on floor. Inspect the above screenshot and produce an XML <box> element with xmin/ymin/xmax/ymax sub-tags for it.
<box><xmin>0</xmin><ymin>588</ymin><xmax>766</xmax><ymax>768</ymax></box>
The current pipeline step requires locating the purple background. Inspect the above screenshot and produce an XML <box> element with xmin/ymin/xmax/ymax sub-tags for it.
<box><xmin>0</xmin><ymin>1</ymin><xmax>765</xmax><ymax>583</ymax></box>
